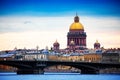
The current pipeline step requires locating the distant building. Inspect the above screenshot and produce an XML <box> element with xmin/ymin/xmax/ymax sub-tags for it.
<box><xmin>84</xmin><ymin>53</ymin><xmax>102</xmax><ymax>62</ymax></box>
<box><xmin>0</xmin><ymin>51</ymin><xmax>16</xmax><ymax>71</ymax></box>
<box><xmin>69</xmin><ymin>53</ymin><xmax>84</xmax><ymax>62</ymax></box>
<box><xmin>24</xmin><ymin>53</ymin><xmax>48</xmax><ymax>61</ymax></box>
<box><xmin>102</xmin><ymin>53</ymin><xmax>119</xmax><ymax>63</ymax></box>
<box><xmin>104</xmin><ymin>48</ymin><xmax>120</xmax><ymax>53</ymax></box>
<box><xmin>48</xmin><ymin>55</ymin><xmax>58</xmax><ymax>61</ymax></box>
<box><xmin>67</xmin><ymin>14</ymin><xmax>87</xmax><ymax>50</ymax></box>
<box><xmin>0</xmin><ymin>54</ymin><xmax>15</xmax><ymax>61</ymax></box>
<box><xmin>42</xmin><ymin>47</ymin><xmax>49</xmax><ymax>55</ymax></box>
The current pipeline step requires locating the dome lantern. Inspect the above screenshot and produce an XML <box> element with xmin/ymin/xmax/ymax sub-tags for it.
<box><xmin>70</xmin><ymin>14</ymin><xmax>84</xmax><ymax>31</ymax></box>
<box><xmin>74</xmin><ymin>15</ymin><xmax>79</xmax><ymax>22</ymax></box>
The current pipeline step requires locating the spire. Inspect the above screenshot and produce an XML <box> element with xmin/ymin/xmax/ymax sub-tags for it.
<box><xmin>76</xmin><ymin>12</ymin><xmax>78</xmax><ymax>16</ymax></box>
<box><xmin>55</xmin><ymin>39</ymin><xmax>58</xmax><ymax>43</ymax></box>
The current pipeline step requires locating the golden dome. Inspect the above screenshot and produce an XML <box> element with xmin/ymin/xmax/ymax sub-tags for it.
<box><xmin>70</xmin><ymin>22</ymin><xmax>84</xmax><ymax>30</ymax></box>
<box><xmin>69</xmin><ymin>15</ymin><xmax>84</xmax><ymax>30</ymax></box>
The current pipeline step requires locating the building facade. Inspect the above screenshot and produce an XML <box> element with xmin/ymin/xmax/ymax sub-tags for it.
<box><xmin>102</xmin><ymin>53</ymin><xmax>119</xmax><ymax>63</ymax></box>
<box><xmin>67</xmin><ymin>14</ymin><xmax>87</xmax><ymax>50</ymax></box>
<box><xmin>84</xmin><ymin>53</ymin><xmax>102</xmax><ymax>62</ymax></box>
<box><xmin>23</xmin><ymin>53</ymin><xmax>48</xmax><ymax>61</ymax></box>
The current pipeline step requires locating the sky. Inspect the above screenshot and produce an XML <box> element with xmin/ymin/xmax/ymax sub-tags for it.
<box><xmin>0</xmin><ymin>0</ymin><xmax>120</xmax><ymax>50</ymax></box>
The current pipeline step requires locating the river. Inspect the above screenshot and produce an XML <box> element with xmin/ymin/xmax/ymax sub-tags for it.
<box><xmin>0</xmin><ymin>72</ymin><xmax>120</xmax><ymax>80</ymax></box>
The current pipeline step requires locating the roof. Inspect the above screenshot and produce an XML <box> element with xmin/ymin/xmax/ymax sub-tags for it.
<box><xmin>0</xmin><ymin>54</ymin><xmax>14</xmax><ymax>58</ymax></box>
<box><xmin>70</xmin><ymin>53</ymin><xmax>84</xmax><ymax>56</ymax></box>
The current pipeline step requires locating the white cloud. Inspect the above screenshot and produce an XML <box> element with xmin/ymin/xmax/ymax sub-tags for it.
<box><xmin>0</xmin><ymin>16</ymin><xmax>120</xmax><ymax>50</ymax></box>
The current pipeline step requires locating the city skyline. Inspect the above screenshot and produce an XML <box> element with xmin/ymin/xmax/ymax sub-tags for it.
<box><xmin>0</xmin><ymin>0</ymin><xmax>120</xmax><ymax>50</ymax></box>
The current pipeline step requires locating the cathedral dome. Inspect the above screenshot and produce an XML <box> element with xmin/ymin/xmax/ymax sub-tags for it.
<box><xmin>53</xmin><ymin>40</ymin><xmax>59</xmax><ymax>46</ymax></box>
<box><xmin>94</xmin><ymin>40</ymin><xmax>100</xmax><ymax>49</ymax></box>
<box><xmin>70</xmin><ymin>15</ymin><xmax>84</xmax><ymax>30</ymax></box>
<box><xmin>70</xmin><ymin>22</ymin><xmax>84</xmax><ymax>30</ymax></box>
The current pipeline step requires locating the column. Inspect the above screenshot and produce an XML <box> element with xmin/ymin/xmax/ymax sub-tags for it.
<box><xmin>78</xmin><ymin>38</ymin><xmax>80</xmax><ymax>45</ymax></box>
<box><xmin>81</xmin><ymin>39</ymin><xmax>83</xmax><ymax>45</ymax></box>
<box><xmin>75</xmin><ymin>38</ymin><xmax>77</xmax><ymax>45</ymax></box>
<box><xmin>85</xmin><ymin>39</ymin><xmax>86</xmax><ymax>46</ymax></box>
<box><xmin>68</xmin><ymin>38</ymin><xmax>69</xmax><ymax>45</ymax></box>
<box><xmin>83</xmin><ymin>39</ymin><xmax>84</xmax><ymax>45</ymax></box>
<box><xmin>80</xmin><ymin>39</ymin><xmax>82</xmax><ymax>45</ymax></box>
<box><xmin>77</xmin><ymin>38</ymin><xmax>79</xmax><ymax>45</ymax></box>
<box><xmin>69</xmin><ymin>38</ymin><xmax>71</xmax><ymax>46</ymax></box>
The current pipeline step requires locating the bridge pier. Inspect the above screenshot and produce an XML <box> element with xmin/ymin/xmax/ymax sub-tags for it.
<box><xmin>17</xmin><ymin>69</ymin><xmax>44</xmax><ymax>74</ymax></box>
<box><xmin>81</xmin><ymin>69</ymin><xmax>99</xmax><ymax>74</ymax></box>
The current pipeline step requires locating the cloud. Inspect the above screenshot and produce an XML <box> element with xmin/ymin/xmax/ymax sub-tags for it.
<box><xmin>24</xmin><ymin>21</ymin><xmax>32</xmax><ymax>24</ymax></box>
<box><xmin>0</xmin><ymin>16</ymin><xmax>120</xmax><ymax>50</ymax></box>
<box><xmin>0</xmin><ymin>16</ymin><xmax>71</xmax><ymax>33</ymax></box>
<box><xmin>0</xmin><ymin>16</ymin><xmax>120</xmax><ymax>33</ymax></box>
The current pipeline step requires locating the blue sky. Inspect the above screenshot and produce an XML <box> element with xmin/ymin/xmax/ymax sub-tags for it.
<box><xmin>0</xmin><ymin>0</ymin><xmax>120</xmax><ymax>17</ymax></box>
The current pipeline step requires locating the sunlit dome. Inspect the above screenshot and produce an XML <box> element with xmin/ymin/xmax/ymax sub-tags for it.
<box><xmin>70</xmin><ymin>22</ymin><xmax>84</xmax><ymax>30</ymax></box>
<box><xmin>70</xmin><ymin>15</ymin><xmax>84</xmax><ymax>30</ymax></box>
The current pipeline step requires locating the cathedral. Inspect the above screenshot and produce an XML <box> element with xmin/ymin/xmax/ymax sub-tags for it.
<box><xmin>67</xmin><ymin>14</ymin><xmax>87</xmax><ymax>50</ymax></box>
<box><xmin>53</xmin><ymin>14</ymin><xmax>87</xmax><ymax>51</ymax></box>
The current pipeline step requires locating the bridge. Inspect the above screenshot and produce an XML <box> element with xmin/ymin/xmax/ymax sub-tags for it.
<box><xmin>0</xmin><ymin>60</ymin><xmax>120</xmax><ymax>74</ymax></box>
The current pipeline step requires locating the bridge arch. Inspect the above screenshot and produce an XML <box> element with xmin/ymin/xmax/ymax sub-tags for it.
<box><xmin>1</xmin><ymin>60</ymin><xmax>119</xmax><ymax>74</ymax></box>
<box><xmin>39</xmin><ymin>61</ymin><xmax>100</xmax><ymax>74</ymax></box>
<box><xmin>44</xmin><ymin>64</ymin><xmax>81</xmax><ymax>73</ymax></box>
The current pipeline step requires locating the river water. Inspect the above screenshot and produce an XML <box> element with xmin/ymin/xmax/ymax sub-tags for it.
<box><xmin>0</xmin><ymin>73</ymin><xmax>120</xmax><ymax>80</ymax></box>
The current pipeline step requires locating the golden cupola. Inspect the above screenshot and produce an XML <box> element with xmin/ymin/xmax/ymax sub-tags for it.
<box><xmin>94</xmin><ymin>40</ymin><xmax>100</xmax><ymax>49</ymax></box>
<box><xmin>70</xmin><ymin>14</ymin><xmax>84</xmax><ymax>31</ymax></box>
